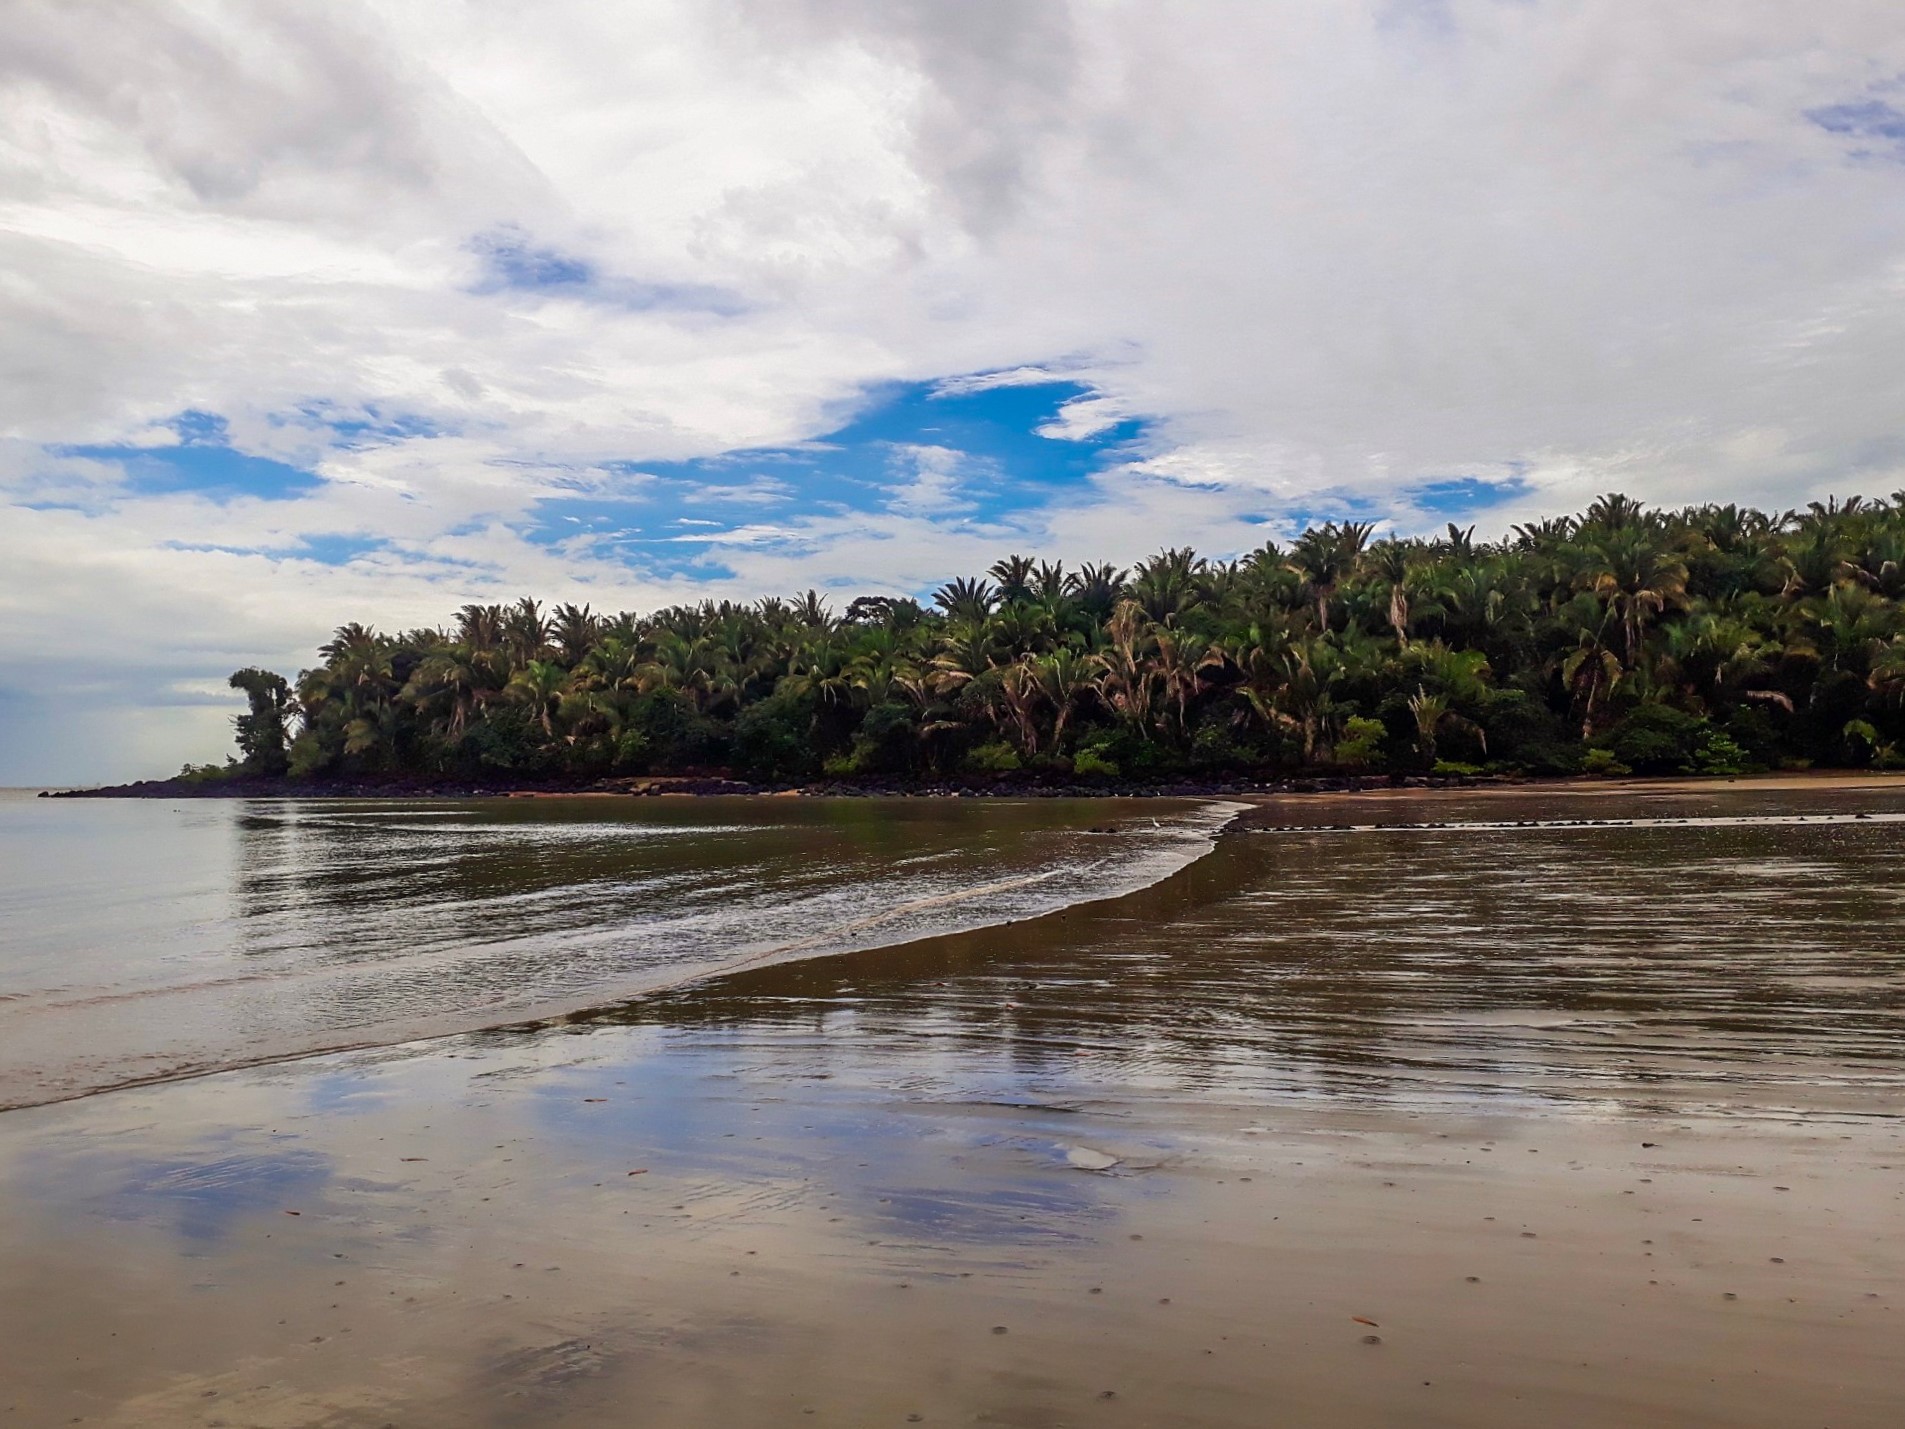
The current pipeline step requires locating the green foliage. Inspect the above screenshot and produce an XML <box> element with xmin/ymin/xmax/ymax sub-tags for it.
<box><xmin>228</xmin><ymin>668</ymin><xmax>293</xmax><ymax>775</ymax></box>
<box><xmin>1580</xmin><ymin>747</ymin><xmax>1632</xmax><ymax>777</ymax></box>
<box><xmin>1596</xmin><ymin>704</ymin><xmax>1715</xmax><ymax>774</ymax></box>
<box><xmin>1334</xmin><ymin>716</ymin><xmax>1388</xmax><ymax>769</ymax></box>
<box><xmin>1690</xmin><ymin>728</ymin><xmax>1751</xmax><ymax>776</ymax></box>
<box><xmin>233</xmin><ymin>490</ymin><xmax>1905</xmax><ymax>785</ymax></box>
<box><xmin>964</xmin><ymin>740</ymin><xmax>1022</xmax><ymax>773</ymax></box>
<box><xmin>1430</xmin><ymin>760</ymin><xmax>1483</xmax><ymax>777</ymax></box>
<box><xmin>731</xmin><ymin>691</ymin><xmax>820</xmax><ymax>780</ymax></box>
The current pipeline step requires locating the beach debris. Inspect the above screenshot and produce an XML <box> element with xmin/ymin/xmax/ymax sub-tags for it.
<box><xmin>627</xmin><ymin>1169</ymin><xmax>648</xmax><ymax>1176</ymax></box>
<box><xmin>283</xmin><ymin>1210</ymin><xmax>301</xmax><ymax>1216</ymax></box>
<box><xmin>1065</xmin><ymin>1145</ymin><xmax>1122</xmax><ymax>1171</ymax></box>
<box><xmin>400</xmin><ymin>1157</ymin><xmax>427</xmax><ymax>1162</ymax></box>
<box><xmin>991</xmin><ymin>1325</ymin><xmax>1009</xmax><ymax>1335</ymax></box>
<box><xmin>582</xmin><ymin>1097</ymin><xmax>607</xmax><ymax>1103</ymax></box>
<box><xmin>1361</xmin><ymin>1335</ymin><xmax>1383</xmax><ymax>1345</ymax></box>
<box><xmin>1351</xmin><ymin>1316</ymin><xmax>1379</xmax><ymax>1327</ymax></box>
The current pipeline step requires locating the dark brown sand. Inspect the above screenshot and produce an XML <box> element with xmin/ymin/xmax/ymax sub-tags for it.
<box><xmin>1</xmin><ymin>1058</ymin><xmax>1896</xmax><ymax>1428</ymax></box>
<box><xmin>2</xmin><ymin>779</ymin><xmax>1902</xmax><ymax>1426</ymax></box>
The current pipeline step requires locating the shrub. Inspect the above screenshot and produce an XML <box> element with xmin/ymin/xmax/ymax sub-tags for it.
<box><xmin>286</xmin><ymin>731</ymin><xmax>332</xmax><ymax>779</ymax></box>
<box><xmin>1334</xmin><ymin>716</ymin><xmax>1388</xmax><ymax>769</ymax></box>
<box><xmin>1581</xmin><ymin>747</ymin><xmax>1631</xmax><ymax>776</ymax></box>
<box><xmin>964</xmin><ymin>740</ymin><xmax>1022</xmax><ymax>773</ymax></box>
<box><xmin>625</xmin><ymin>690</ymin><xmax>728</xmax><ymax>771</ymax></box>
<box><xmin>1596</xmin><ymin>704</ymin><xmax>1710</xmax><ymax>774</ymax></box>
<box><xmin>1689</xmin><ymin>728</ymin><xmax>1751</xmax><ymax>776</ymax></box>
<box><xmin>1072</xmin><ymin>747</ymin><xmax>1120</xmax><ymax>778</ymax></box>
<box><xmin>843</xmin><ymin>701</ymin><xmax>918</xmax><ymax>776</ymax></box>
<box><xmin>731</xmin><ymin>692</ymin><xmax>819</xmax><ymax>780</ymax></box>
<box><xmin>612</xmin><ymin>729</ymin><xmax>651</xmax><ymax>773</ymax></box>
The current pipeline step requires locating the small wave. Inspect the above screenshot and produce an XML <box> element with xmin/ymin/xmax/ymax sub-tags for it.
<box><xmin>0</xmin><ymin>800</ymin><xmax>1245</xmax><ymax>1114</ymax></box>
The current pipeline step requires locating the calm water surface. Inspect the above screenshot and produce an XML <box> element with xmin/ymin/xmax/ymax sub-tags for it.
<box><xmin>608</xmin><ymin>781</ymin><xmax>1905</xmax><ymax>1118</ymax></box>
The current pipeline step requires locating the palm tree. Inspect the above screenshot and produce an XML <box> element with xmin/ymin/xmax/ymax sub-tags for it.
<box><xmin>1129</xmin><ymin>548</ymin><xmax>1208</xmax><ymax>626</ymax></box>
<box><xmin>1064</xmin><ymin>563</ymin><xmax>1127</xmax><ymax>620</ymax></box>
<box><xmin>1365</xmin><ymin>540</ymin><xmax>1416</xmax><ymax>646</ymax></box>
<box><xmin>1287</xmin><ymin>521</ymin><xmax>1374</xmax><ymax>631</ymax></box>
<box><xmin>1031</xmin><ymin>648</ymin><xmax>1096</xmax><ymax>753</ymax></box>
<box><xmin>551</xmin><ymin>603</ymin><xmax>601</xmax><ymax>664</ymax></box>
<box><xmin>988</xmin><ymin>555</ymin><xmax>1038</xmax><ymax>604</ymax></box>
<box><xmin>933</xmin><ymin>577</ymin><xmax>996</xmax><ymax>623</ymax></box>
<box><xmin>1407</xmin><ymin>687</ymin><xmax>1485</xmax><ymax>768</ymax></box>
<box><xmin>508</xmin><ymin>660</ymin><xmax>569</xmax><ymax>736</ymax></box>
<box><xmin>1581</xmin><ymin>528</ymin><xmax>1688</xmax><ymax>667</ymax></box>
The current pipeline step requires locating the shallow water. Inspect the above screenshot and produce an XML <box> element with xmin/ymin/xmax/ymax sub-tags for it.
<box><xmin>2</xmin><ymin>780</ymin><xmax>1903</xmax><ymax>1426</ymax></box>
<box><xmin>0</xmin><ymin>794</ymin><xmax>1231</xmax><ymax>1107</ymax></box>
<box><xmin>604</xmin><ymin>781</ymin><xmax>1905</xmax><ymax>1119</ymax></box>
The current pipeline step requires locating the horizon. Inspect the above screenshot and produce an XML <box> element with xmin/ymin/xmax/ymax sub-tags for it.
<box><xmin>6</xmin><ymin>3</ymin><xmax>1905</xmax><ymax>783</ymax></box>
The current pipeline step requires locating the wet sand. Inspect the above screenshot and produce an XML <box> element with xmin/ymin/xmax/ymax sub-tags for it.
<box><xmin>2</xmin><ymin>780</ymin><xmax>1903</xmax><ymax>1426</ymax></box>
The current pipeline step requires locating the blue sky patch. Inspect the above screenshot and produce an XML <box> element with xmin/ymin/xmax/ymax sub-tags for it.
<box><xmin>470</xmin><ymin>226</ymin><xmax>747</xmax><ymax>314</ymax></box>
<box><xmin>1405</xmin><ymin>472</ymin><xmax>1531</xmax><ymax>516</ymax></box>
<box><xmin>56</xmin><ymin>410</ymin><xmax>322</xmax><ymax>503</ymax></box>
<box><xmin>519</xmin><ymin>372</ymin><xmax>1157</xmax><ymax>577</ymax></box>
<box><xmin>1806</xmin><ymin>97</ymin><xmax>1905</xmax><ymax>143</ymax></box>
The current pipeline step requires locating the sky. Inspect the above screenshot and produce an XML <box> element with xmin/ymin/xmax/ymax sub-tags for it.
<box><xmin>5</xmin><ymin>1</ymin><xmax>1905</xmax><ymax>782</ymax></box>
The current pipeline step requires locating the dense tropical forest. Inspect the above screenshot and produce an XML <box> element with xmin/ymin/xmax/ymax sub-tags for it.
<box><xmin>205</xmin><ymin>493</ymin><xmax>1905</xmax><ymax>789</ymax></box>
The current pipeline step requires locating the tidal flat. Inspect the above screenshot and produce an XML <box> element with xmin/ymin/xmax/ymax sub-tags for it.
<box><xmin>1</xmin><ymin>780</ymin><xmax>1902</xmax><ymax>1426</ymax></box>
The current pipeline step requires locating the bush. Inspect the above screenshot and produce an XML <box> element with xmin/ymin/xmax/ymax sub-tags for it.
<box><xmin>843</xmin><ymin>701</ymin><xmax>918</xmax><ymax>776</ymax></box>
<box><xmin>1334</xmin><ymin>716</ymin><xmax>1388</xmax><ymax>769</ymax></box>
<box><xmin>286</xmin><ymin>731</ymin><xmax>332</xmax><ymax>779</ymax></box>
<box><xmin>731</xmin><ymin>692</ymin><xmax>819</xmax><ymax>780</ymax></box>
<box><xmin>1072</xmin><ymin>747</ymin><xmax>1120</xmax><ymax>778</ymax></box>
<box><xmin>964</xmin><ymin>740</ymin><xmax>1022</xmax><ymax>773</ymax></box>
<box><xmin>1689</xmin><ymin>728</ymin><xmax>1751</xmax><ymax>776</ymax></box>
<box><xmin>1720</xmin><ymin>705</ymin><xmax>1784</xmax><ymax>769</ymax></box>
<box><xmin>1596</xmin><ymin>704</ymin><xmax>1710</xmax><ymax>774</ymax></box>
<box><xmin>1430</xmin><ymin>759</ymin><xmax>1482</xmax><ymax>777</ymax></box>
<box><xmin>458</xmin><ymin>704</ymin><xmax>562</xmax><ymax>776</ymax></box>
<box><xmin>625</xmin><ymin>690</ymin><xmax>728</xmax><ymax>771</ymax></box>
<box><xmin>1479</xmin><ymin>688</ymin><xmax>1577</xmax><ymax>772</ymax></box>
<box><xmin>612</xmin><ymin>729</ymin><xmax>651</xmax><ymax>773</ymax></box>
<box><xmin>1581</xmin><ymin>747</ymin><xmax>1631</xmax><ymax>776</ymax></box>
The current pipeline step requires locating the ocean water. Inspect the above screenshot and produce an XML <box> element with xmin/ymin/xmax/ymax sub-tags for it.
<box><xmin>0</xmin><ymin>792</ymin><xmax>1235</xmax><ymax>1108</ymax></box>
<box><xmin>599</xmin><ymin>781</ymin><xmax>1905</xmax><ymax>1119</ymax></box>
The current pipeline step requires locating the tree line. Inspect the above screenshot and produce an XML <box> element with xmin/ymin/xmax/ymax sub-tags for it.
<box><xmin>210</xmin><ymin>492</ymin><xmax>1905</xmax><ymax>787</ymax></box>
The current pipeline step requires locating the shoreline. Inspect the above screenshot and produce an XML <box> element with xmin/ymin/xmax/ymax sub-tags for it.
<box><xmin>38</xmin><ymin>766</ymin><xmax>1905</xmax><ymax>803</ymax></box>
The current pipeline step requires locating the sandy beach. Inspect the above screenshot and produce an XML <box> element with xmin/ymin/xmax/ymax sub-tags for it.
<box><xmin>1</xmin><ymin>1010</ymin><xmax>1897</xmax><ymax>1427</ymax></box>
<box><xmin>1</xmin><ymin>780</ymin><xmax>1902</xmax><ymax>1426</ymax></box>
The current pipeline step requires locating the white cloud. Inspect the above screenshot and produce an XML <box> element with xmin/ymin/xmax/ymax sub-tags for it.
<box><xmin>5</xmin><ymin>0</ymin><xmax>1905</xmax><ymax>778</ymax></box>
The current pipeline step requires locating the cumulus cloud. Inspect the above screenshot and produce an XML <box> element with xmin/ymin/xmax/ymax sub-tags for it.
<box><xmin>5</xmin><ymin>0</ymin><xmax>1905</xmax><ymax>778</ymax></box>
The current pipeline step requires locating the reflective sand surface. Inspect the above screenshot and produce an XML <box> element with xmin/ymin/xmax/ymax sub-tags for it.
<box><xmin>0</xmin><ymin>780</ymin><xmax>1901</xmax><ymax>1426</ymax></box>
